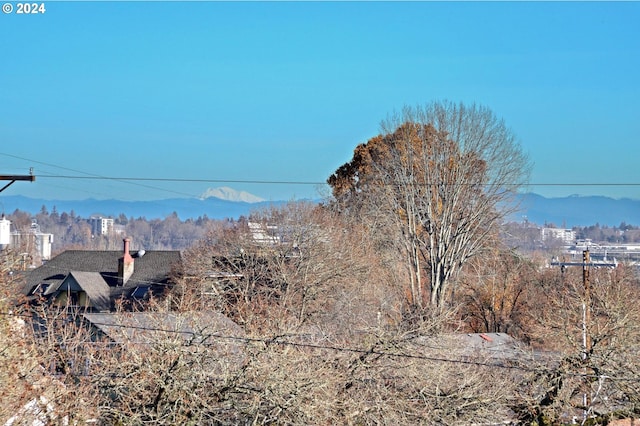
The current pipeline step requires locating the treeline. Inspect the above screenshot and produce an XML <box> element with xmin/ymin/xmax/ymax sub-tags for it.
<box><xmin>7</xmin><ymin>205</ymin><xmax>640</xmax><ymax>258</ymax></box>
<box><xmin>500</xmin><ymin>221</ymin><xmax>640</xmax><ymax>254</ymax></box>
<box><xmin>6</xmin><ymin>206</ymin><xmax>234</xmax><ymax>254</ymax></box>
<box><xmin>575</xmin><ymin>222</ymin><xmax>640</xmax><ymax>243</ymax></box>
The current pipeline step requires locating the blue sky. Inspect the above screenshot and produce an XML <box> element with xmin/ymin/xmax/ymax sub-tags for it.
<box><xmin>1</xmin><ymin>1</ymin><xmax>639</xmax><ymax>202</ymax></box>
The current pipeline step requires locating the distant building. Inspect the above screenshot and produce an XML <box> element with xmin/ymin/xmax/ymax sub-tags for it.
<box><xmin>9</xmin><ymin>220</ymin><xmax>54</xmax><ymax>266</ymax></box>
<box><xmin>0</xmin><ymin>215</ymin><xmax>11</xmax><ymax>250</ymax></box>
<box><xmin>248</xmin><ymin>222</ymin><xmax>279</xmax><ymax>245</ymax></box>
<box><xmin>89</xmin><ymin>216</ymin><xmax>114</xmax><ymax>236</ymax></box>
<box><xmin>541</xmin><ymin>227</ymin><xmax>575</xmax><ymax>244</ymax></box>
<box><xmin>566</xmin><ymin>240</ymin><xmax>640</xmax><ymax>263</ymax></box>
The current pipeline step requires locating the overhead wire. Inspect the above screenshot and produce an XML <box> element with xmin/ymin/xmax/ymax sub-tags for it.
<box><xmin>0</xmin><ymin>152</ymin><xmax>203</xmax><ymax>199</ymax></box>
<box><xmin>1</xmin><ymin>152</ymin><xmax>239</xmax><ymax>221</ymax></box>
<box><xmin>1</xmin><ymin>309</ymin><xmax>639</xmax><ymax>384</ymax></box>
<box><xmin>34</xmin><ymin>175</ymin><xmax>640</xmax><ymax>187</ymax></box>
<box><xmin>4</xmin><ymin>151</ymin><xmax>640</xmax><ymax>189</ymax></box>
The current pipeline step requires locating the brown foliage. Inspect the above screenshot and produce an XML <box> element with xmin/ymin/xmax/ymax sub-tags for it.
<box><xmin>457</xmin><ymin>248</ymin><xmax>543</xmax><ymax>343</ymax></box>
<box><xmin>328</xmin><ymin>101</ymin><xmax>531</xmax><ymax>310</ymax></box>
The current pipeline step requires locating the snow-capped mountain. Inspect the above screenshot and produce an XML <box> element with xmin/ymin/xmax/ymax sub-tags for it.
<box><xmin>198</xmin><ymin>187</ymin><xmax>265</xmax><ymax>203</ymax></box>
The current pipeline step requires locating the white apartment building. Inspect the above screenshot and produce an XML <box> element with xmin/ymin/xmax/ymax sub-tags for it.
<box><xmin>541</xmin><ymin>227</ymin><xmax>576</xmax><ymax>244</ymax></box>
<box><xmin>8</xmin><ymin>220</ymin><xmax>54</xmax><ymax>265</ymax></box>
<box><xmin>89</xmin><ymin>216</ymin><xmax>115</xmax><ymax>236</ymax></box>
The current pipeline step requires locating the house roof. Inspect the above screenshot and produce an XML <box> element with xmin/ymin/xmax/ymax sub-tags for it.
<box><xmin>83</xmin><ymin>311</ymin><xmax>245</xmax><ymax>345</ymax></box>
<box><xmin>82</xmin><ymin>311</ymin><xmax>247</xmax><ymax>373</ymax></box>
<box><xmin>54</xmin><ymin>271</ymin><xmax>111</xmax><ymax>311</ymax></box>
<box><xmin>23</xmin><ymin>249</ymin><xmax>182</xmax><ymax>310</ymax></box>
<box><xmin>409</xmin><ymin>332</ymin><xmax>557</xmax><ymax>366</ymax></box>
<box><xmin>411</xmin><ymin>332</ymin><xmax>520</xmax><ymax>357</ymax></box>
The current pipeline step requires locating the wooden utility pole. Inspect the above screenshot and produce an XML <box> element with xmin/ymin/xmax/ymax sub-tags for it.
<box><xmin>555</xmin><ymin>249</ymin><xmax>594</xmax><ymax>421</ymax></box>
<box><xmin>0</xmin><ymin>169</ymin><xmax>36</xmax><ymax>193</ymax></box>
<box><xmin>582</xmin><ymin>249</ymin><xmax>592</xmax><ymax>360</ymax></box>
<box><xmin>581</xmin><ymin>249</ymin><xmax>592</xmax><ymax>422</ymax></box>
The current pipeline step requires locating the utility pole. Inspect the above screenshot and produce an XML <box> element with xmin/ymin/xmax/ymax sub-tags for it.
<box><xmin>0</xmin><ymin>168</ymin><xmax>36</xmax><ymax>193</ymax></box>
<box><xmin>581</xmin><ymin>249</ymin><xmax>592</xmax><ymax>422</ymax></box>
<box><xmin>555</xmin><ymin>249</ymin><xmax>594</xmax><ymax>423</ymax></box>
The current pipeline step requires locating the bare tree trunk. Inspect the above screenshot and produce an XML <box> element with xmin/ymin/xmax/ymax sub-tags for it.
<box><xmin>328</xmin><ymin>101</ymin><xmax>531</xmax><ymax>309</ymax></box>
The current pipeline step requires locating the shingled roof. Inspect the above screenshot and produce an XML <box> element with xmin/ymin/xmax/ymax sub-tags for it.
<box><xmin>51</xmin><ymin>271</ymin><xmax>112</xmax><ymax>312</ymax></box>
<box><xmin>23</xmin><ymin>246</ymin><xmax>182</xmax><ymax>311</ymax></box>
<box><xmin>83</xmin><ymin>311</ymin><xmax>244</xmax><ymax>345</ymax></box>
<box><xmin>83</xmin><ymin>311</ymin><xmax>247</xmax><ymax>372</ymax></box>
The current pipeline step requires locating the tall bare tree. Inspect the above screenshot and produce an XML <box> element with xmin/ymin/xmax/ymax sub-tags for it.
<box><xmin>328</xmin><ymin>101</ymin><xmax>530</xmax><ymax>309</ymax></box>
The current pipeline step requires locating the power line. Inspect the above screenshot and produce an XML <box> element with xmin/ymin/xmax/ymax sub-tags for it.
<box><xmin>0</xmin><ymin>311</ymin><xmax>569</xmax><ymax>375</ymax></box>
<box><xmin>5</xmin><ymin>152</ymin><xmax>640</xmax><ymax>188</ymax></box>
<box><xmin>39</xmin><ymin>175</ymin><xmax>327</xmax><ymax>185</ymax></box>
<box><xmin>0</xmin><ymin>153</ymin><xmax>202</xmax><ymax>198</ymax></box>
<box><xmin>2</xmin><ymin>310</ymin><xmax>640</xmax><ymax>383</ymax></box>
<box><xmin>35</xmin><ymin>175</ymin><xmax>640</xmax><ymax>187</ymax></box>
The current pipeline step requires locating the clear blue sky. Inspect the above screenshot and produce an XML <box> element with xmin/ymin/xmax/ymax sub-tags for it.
<box><xmin>1</xmin><ymin>1</ymin><xmax>639</xmax><ymax>202</ymax></box>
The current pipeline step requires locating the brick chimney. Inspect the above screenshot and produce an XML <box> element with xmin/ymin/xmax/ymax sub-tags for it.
<box><xmin>118</xmin><ymin>237</ymin><xmax>134</xmax><ymax>286</ymax></box>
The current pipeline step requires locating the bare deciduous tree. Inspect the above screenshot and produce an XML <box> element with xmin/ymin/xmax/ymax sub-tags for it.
<box><xmin>6</xmin><ymin>204</ymin><xmax>582</xmax><ymax>425</ymax></box>
<box><xmin>328</xmin><ymin>101</ymin><xmax>531</xmax><ymax>309</ymax></box>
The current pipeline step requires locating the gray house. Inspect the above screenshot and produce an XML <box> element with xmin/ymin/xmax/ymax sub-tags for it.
<box><xmin>23</xmin><ymin>238</ymin><xmax>182</xmax><ymax>312</ymax></box>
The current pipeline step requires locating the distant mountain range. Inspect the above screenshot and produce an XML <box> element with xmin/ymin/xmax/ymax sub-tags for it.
<box><xmin>1</xmin><ymin>190</ymin><xmax>638</xmax><ymax>227</ymax></box>
<box><xmin>510</xmin><ymin>193</ymin><xmax>640</xmax><ymax>227</ymax></box>
<box><xmin>0</xmin><ymin>187</ymin><xmax>286</xmax><ymax>221</ymax></box>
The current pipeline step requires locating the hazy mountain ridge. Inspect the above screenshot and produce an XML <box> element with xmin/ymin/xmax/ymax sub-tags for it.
<box><xmin>0</xmin><ymin>195</ymin><xmax>287</xmax><ymax>220</ymax></box>
<box><xmin>513</xmin><ymin>193</ymin><xmax>640</xmax><ymax>227</ymax></box>
<box><xmin>1</xmin><ymin>193</ymin><xmax>638</xmax><ymax>226</ymax></box>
